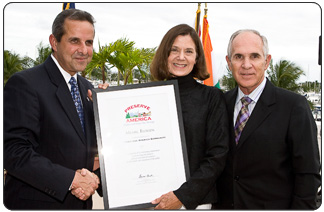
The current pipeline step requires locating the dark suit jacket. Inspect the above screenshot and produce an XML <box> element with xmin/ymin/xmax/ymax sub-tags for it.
<box><xmin>4</xmin><ymin>56</ymin><xmax>98</xmax><ymax>209</ymax></box>
<box><xmin>214</xmin><ymin>79</ymin><xmax>321</xmax><ymax>209</ymax></box>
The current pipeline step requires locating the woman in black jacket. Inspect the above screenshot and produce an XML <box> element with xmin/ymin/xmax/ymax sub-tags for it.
<box><xmin>150</xmin><ymin>24</ymin><xmax>229</xmax><ymax>209</ymax></box>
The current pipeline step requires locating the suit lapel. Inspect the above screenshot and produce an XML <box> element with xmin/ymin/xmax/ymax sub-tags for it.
<box><xmin>56</xmin><ymin>83</ymin><xmax>86</xmax><ymax>144</ymax></box>
<box><xmin>236</xmin><ymin>79</ymin><xmax>276</xmax><ymax>149</ymax></box>
<box><xmin>78</xmin><ymin>76</ymin><xmax>96</xmax><ymax>169</ymax></box>
<box><xmin>226</xmin><ymin>89</ymin><xmax>237</xmax><ymax>125</ymax></box>
<box><xmin>77</xmin><ymin>76</ymin><xmax>92</xmax><ymax>139</ymax></box>
<box><xmin>45</xmin><ymin>56</ymin><xmax>86</xmax><ymax>144</ymax></box>
<box><xmin>225</xmin><ymin>88</ymin><xmax>239</xmax><ymax>150</ymax></box>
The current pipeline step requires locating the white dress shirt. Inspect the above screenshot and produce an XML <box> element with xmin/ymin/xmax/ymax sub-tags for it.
<box><xmin>51</xmin><ymin>54</ymin><xmax>78</xmax><ymax>91</ymax></box>
<box><xmin>233</xmin><ymin>77</ymin><xmax>267</xmax><ymax>126</ymax></box>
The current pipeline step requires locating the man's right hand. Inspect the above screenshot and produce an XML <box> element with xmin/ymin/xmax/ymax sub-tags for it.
<box><xmin>71</xmin><ymin>169</ymin><xmax>100</xmax><ymax>201</ymax></box>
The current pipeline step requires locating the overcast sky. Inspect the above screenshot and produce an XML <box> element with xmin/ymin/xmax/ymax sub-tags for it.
<box><xmin>2</xmin><ymin>1</ymin><xmax>322</xmax><ymax>82</ymax></box>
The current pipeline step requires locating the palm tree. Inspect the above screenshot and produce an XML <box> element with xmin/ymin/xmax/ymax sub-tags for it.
<box><xmin>105</xmin><ymin>38</ymin><xmax>135</xmax><ymax>85</ymax></box>
<box><xmin>117</xmin><ymin>47</ymin><xmax>155</xmax><ymax>85</ymax></box>
<box><xmin>85</xmin><ymin>38</ymin><xmax>134</xmax><ymax>83</ymax></box>
<box><xmin>134</xmin><ymin>63</ymin><xmax>152</xmax><ymax>84</ymax></box>
<box><xmin>135</xmin><ymin>47</ymin><xmax>156</xmax><ymax>83</ymax></box>
<box><xmin>267</xmin><ymin>59</ymin><xmax>304</xmax><ymax>93</ymax></box>
<box><xmin>4</xmin><ymin>50</ymin><xmax>21</xmax><ymax>84</ymax></box>
<box><xmin>86</xmin><ymin>38</ymin><xmax>156</xmax><ymax>85</ymax></box>
<box><xmin>221</xmin><ymin>67</ymin><xmax>237</xmax><ymax>91</ymax></box>
<box><xmin>34</xmin><ymin>42</ymin><xmax>52</xmax><ymax>66</ymax></box>
<box><xmin>4</xmin><ymin>50</ymin><xmax>33</xmax><ymax>84</ymax></box>
<box><xmin>4</xmin><ymin>42</ymin><xmax>53</xmax><ymax>84</ymax></box>
<box><xmin>85</xmin><ymin>42</ymin><xmax>110</xmax><ymax>82</ymax></box>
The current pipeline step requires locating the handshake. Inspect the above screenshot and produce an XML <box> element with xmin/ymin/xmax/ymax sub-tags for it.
<box><xmin>70</xmin><ymin>169</ymin><xmax>100</xmax><ymax>201</ymax></box>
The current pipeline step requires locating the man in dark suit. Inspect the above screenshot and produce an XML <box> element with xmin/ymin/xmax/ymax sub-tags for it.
<box><xmin>4</xmin><ymin>9</ymin><xmax>101</xmax><ymax>209</ymax></box>
<box><xmin>213</xmin><ymin>29</ymin><xmax>321</xmax><ymax>209</ymax></box>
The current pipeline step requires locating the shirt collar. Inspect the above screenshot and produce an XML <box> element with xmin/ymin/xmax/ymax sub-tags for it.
<box><xmin>51</xmin><ymin>54</ymin><xmax>77</xmax><ymax>85</ymax></box>
<box><xmin>235</xmin><ymin>77</ymin><xmax>267</xmax><ymax>105</ymax></box>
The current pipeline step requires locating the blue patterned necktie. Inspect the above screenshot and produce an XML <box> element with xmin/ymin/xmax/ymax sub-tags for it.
<box><xmin>234</xmin><ymin>97</ymin><xmax>252</xmax><ymax>144</ymax></box>
<box><xmin>69</xmin><ymin>77</ymin><xmax>85</xmax><ymax>133</ymax></box>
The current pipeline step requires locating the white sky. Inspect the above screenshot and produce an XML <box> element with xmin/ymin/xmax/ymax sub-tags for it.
<box><xmin>2</xmin><ymin>1</ymin><xmax>322</xmax><ymax>82</ymax></box>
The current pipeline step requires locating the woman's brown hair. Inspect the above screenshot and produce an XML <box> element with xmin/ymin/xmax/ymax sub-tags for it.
<box><xmin>150</xmin><ymin>24</ymin><xmax>209</xmax><ymax>81</ymax></box>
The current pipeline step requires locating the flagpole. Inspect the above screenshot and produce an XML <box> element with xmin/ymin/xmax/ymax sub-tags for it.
<box><xmin>195</xmin><ymin>3</ymin><xmax>201</xmax><ymax>33</ymax></box>
<box><xmin>203</xmin><ymin>3</ymin><xmax>208</xmax><ymax>37</ymax></box>
<box><xmin>204</xmin><ymin>3</ymin><xmax>208</xmax><ymax>16</ymax></box>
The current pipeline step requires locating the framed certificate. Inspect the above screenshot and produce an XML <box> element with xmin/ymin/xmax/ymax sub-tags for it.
<box><xmin>92</xmin><ymin>80</ymin><xmax>190</xmax><ymax>209</ymax></box>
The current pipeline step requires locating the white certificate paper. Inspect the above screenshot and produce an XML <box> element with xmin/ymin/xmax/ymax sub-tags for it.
<box><xmin>93</xmin><ymin>80</ymin><xmax>189</xmax><ymax>209</ymax></box>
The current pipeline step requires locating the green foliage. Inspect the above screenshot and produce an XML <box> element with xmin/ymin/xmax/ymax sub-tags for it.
<box><xmin>85</xmin><ymin>38</ymin><xmax>156</xmax><ymax>85</ymax></box>
<box><xmin>4</xmin><ymin>50</ymin><xmax>21</xmax><ymax>84</ymax></box>
<box><xmin>221</xmin><ymin>67</ymin><xmax>237</xmax><ymax>91</ymax></box>
<box><xmin>4</xmin><ymin>42</ymin><xmax>52</xmax><ymax>85</ymax></box>
<box><xmin>34</xmin><ymin>42</ymin><xmax>52</xmax><ymax>66</ymax></box>
<box><xmin>267</xmin><ymin>59</ymin><xmax>305</xmax><ymax>93</ymax></box>
<box><xmin>4</xmin><ymin>50</ymin><xmax>33</xmax><ymax>84</ymax></box>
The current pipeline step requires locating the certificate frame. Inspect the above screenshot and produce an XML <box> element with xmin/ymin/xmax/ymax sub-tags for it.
<box><xmin>92</xmin><ymin>80</ymin><xmax>189</xmax><ymax>209</ymax></box>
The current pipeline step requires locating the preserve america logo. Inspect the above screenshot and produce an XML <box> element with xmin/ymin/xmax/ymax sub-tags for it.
<box><xmin>125</xmin><ymin>104</ymin><xmax>152</xmax><ymax>123</ymax></box>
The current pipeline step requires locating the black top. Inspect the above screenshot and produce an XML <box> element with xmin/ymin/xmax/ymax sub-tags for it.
<box><xmin>172</xmin><ymin>73</ymin><xmax>229</xmax><ymax>209</ymax></box>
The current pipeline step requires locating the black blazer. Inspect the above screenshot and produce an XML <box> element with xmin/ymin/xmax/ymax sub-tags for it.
<box><xmin>172</xmin><ymin>75</ymin><xmax>229</xmax><ymax>209</ymax></box>
<box><xmin>215</xmin><ymin>79</ymin><xmax>321</xmax><ymax>209</ymax></box>
<box><xmin>4</xmin><ymin>56</ymin><xmax>98</xmax><ymax>209</ymax></box>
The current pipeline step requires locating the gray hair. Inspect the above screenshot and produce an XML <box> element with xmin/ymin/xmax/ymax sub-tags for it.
<box><xmin>227</xmin><ymin>29</ymin><xmax>269</xmax><ymax>60</ymax></box>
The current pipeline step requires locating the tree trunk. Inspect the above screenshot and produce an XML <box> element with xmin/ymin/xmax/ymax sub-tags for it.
<box><xmin>124</xmin><ymin>75</ymin><xmax>128</xmax><ymax>85</ymax></box>
<box><xmin>81</xmin><ymin>71</ymin><xmax>86</xmax><ymax>78</ymax></box>
<box><xmin>101</xmin><ymin>66</ymin><xmax>106</xmax><ymax>83</ymax></box>
<box><xmin>117</xmin><ymin>71</ymin><xmax>120</xmax><ymax>86</ymax></box>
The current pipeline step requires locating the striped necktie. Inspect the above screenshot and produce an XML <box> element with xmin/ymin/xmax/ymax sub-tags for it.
<box><xmin>234</xmin><ymin>97</ymin><xmax>252</xmax><ymax>144</ymax></box>
<box><xmin>69</xmin><ymin>77</ymin><xmax>85</xmax><ymax>133</ymax></box>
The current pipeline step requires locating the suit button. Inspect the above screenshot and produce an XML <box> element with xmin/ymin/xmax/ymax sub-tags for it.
<box><xmin>234</xmin><ymin>176</ymin><xmax>240</xmax><ymax>181</ymax></box>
